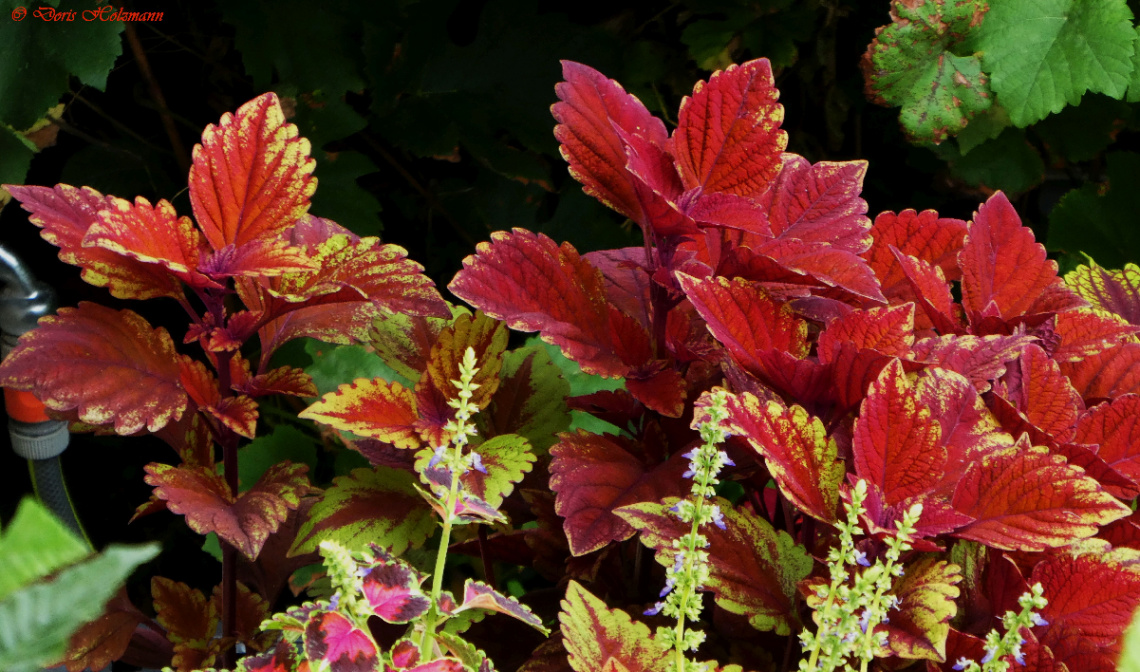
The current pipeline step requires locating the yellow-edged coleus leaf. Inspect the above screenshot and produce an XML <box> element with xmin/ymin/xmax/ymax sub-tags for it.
<box><xmin>617</xmin><ymin>497</ymin><xmax>812</xmax><ymax>635</ymax></box>
<box><xmin>4</xmin><ymin>184</ymin><xmax>184</xmax><ymax>300</ymax></box>
<box><xmin>0</xmin><ymin>302</ymin><xmax>187</xmax><ymax>434</ymax></box>
<box><xmin>370</xmin><ymin>304</ymin><xmax>470</xmax><ymax>382</ymax></box>
<box><xmin>289</xmin><ymin>467</ymin><xmax>435</xmax><ymax>556</ymax></box>
<box><xmin>145</xmin><ymin>462</ymin><xmax>311</xmax><ymax>561</ymax></box>
<box><xmin>883</xmin><ymin>556</ymin><xmax>962</xmax><ymax>661</ymax></box>
<box><xmin>177</xmin><ymin>357</ymin><xmax>258</xmax><ymax>439</ymax></box>
<box><xmin>299</xmin><ymin>377</ymin><xmax>421</xmax><ymax>450</ymax></box>
<box><xmin>480</xmin><ymin>344</ymin><xmax>573</xmax><ymax>454</ymax></box>
<box><xmin>1064</xmin><ymin>262</ymin><xmax>1140</xmax><ymax>325</ymax></box>
<box><xmin>415</xmin><ymin>434</ymin><xmax>535</xmax><ymax>511</ymax></box>
<box><xmin>414</xmin><ymin>311</ymin><xmax>508</xmax><ymax>446</ymax></box>
<box><xmin>559</xmin><ymin>581</ymin><xmax>667</xmax><ymax>672</ymax></box>
<box><xmin>188</xmin><ymin>92</ymin><xmax>317</xmax><ymax>277</ymax></box>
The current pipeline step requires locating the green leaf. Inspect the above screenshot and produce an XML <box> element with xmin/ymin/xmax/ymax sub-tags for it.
<box><xmin>482</xmin><ymin>345</ymin><xmax>571</xmax><ymax>453</ymax></box>
<box><xmin>973</xmin><ymin>0</ymin><xmax>1136</xmax><ymax>127</ymax></box>
<box><xmin>1127</xmin><ymin>25</ymin><xmax>1140</xmax><ymax>103</ymax></box>
<box><xmin>1048</xmin><ymin>152</ymin><xmax>1140</xmax><ymax>269</ymax></box>
<box><xmin>944</xmin><ymin>127</ymin><xmax>1044</xmax><ymax>195</ymax></box>
<box><xmin>0</xmin><ymin>126</ymin><xmax>34</xmax><ymax>199</ymax></box>
<box><xmin>291</xmin><ymin>467</ymin><xmax>435</xmax><ymax>556</ymax></box>
<box><xmin>956</xmin><ymin>104</ymin><xmax>1011</xmax><ymax>155</ymax></box>
<box><xmin>238</xmin><ymin>425</ymin><xmax>319</xmax><ymax>493</ymax></box>
<box><xmin>0</xmin><ymin>0</ymin><xmax>124</xmax><ymax>127</ymax></box>
<box><xmin>526</xmin><ymin>337</ymin><xmax>624</xmax><ymax>436</ymax></box>
<box><xmin>304</xmin><ymin>340</ymin><xmax>407</xmax><ymax>395</ymax></box>
<box><xmin>1033</xmin><ymin>94</ymin><xmax>1130</xmax><ymax>163</ymax></box>
<box><xmin>0</xmin><ymin>543</ymin><xmax>159</xmax><ymax>672</ymax></box>
<box><xmin>0</xmin><ymin>498</ymin><xmax>88</xmax><ymax>603</ymax></box>
<box><xmin>1121</xmin><ymin>602</ymin><xmax>1140</xmax><ymax>672</ymax></box>
<box><xmin>310</xmin><ymin>151</ymin><xmax>383</xmax><ymax>237</ymax></box>
<box><xmin>862</xmin><ymin>0</ymin><xmax>991</xmax><ymax>144</ymax></box>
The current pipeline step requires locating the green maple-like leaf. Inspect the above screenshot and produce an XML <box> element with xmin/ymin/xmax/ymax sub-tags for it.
<box><xmin>973</xmin><ymin>0</ymin><xmax>1136</xmax><ymax>127</ymax></box>
<box><xmin>861</xmin><ymin>0</ymin><xmax>992</xmax><ymax>144</ymax></box>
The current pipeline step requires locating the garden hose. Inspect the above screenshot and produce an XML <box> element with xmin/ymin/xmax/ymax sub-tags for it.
<box><xmin>0</xmin><ymin>243</ymin><xmax>90</xmax><ymax>547</ymax></box>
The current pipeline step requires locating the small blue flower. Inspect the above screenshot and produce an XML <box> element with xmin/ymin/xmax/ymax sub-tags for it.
<box><xmin>1030</xmin><ymin>613</ymin><xmax>1049</xmax><ymax>627</ymax></box>
<box><xmin>952</xmin><ymin>657</ymin><xmax>971</xmax><ymax>670</ymax></box>
<box><xmin>428</xmin><ymin>445</ymin><xmax>448</xmax><ymax>469</ymax></box>
<box><xmin>1014</xmin><ymin>649</ymin><xmax>1025</xmax><ymax>665</ymax></box>
<box><xmin>710</xmin><ymin>505</ymin><xmax>726</xmax><ymax>530</ymax></box>
<box><xmin>853</xmin><ymin>549</ymin><xmax>870</xmax><ymax>567</ymax></box>
<box><xmin>859</xmin><ymin>609</ymin><xmax>871</xmax><ymax>633</ymax></box>
<box><xmin>660</xmin><ymin>577</ymin><xmax>675</xmax><ymax>597</ymax></box>
<box><xmin>470</xmin><ymin>452</ymin><xmax>487</xmax><ymax>474</ymax></box>
<box><xmin>718</xmin><ymin>450</ymin><xmax>735</xmax><ymax>467</ymax></box>
<box><xmin>329</xmin><ymin>594</ymin><xmax>341</xmax><ymax>610</ymax></box>
<box><xmin>981</xmin><ymin>647</ymin><xmax>995</xmax><ymax>664</ymax></box>
<box><xmin>682</xmin><ymin>449</ymin><xmax>698</xmax><ymax>460</ymax></box>
<box><xmin>644</xmin><ymin>601</ymin><xmax>665</xmax><ymax>616</ymax></box>
<box><xmin>682</xmin><ymin>468</ymin><xmax>696</xmax><ymax>479</ymax></box>
<box><xmin>669</xmin><ymin>502</ymin><xmax>683</xmax><ymax>514</ymax></box>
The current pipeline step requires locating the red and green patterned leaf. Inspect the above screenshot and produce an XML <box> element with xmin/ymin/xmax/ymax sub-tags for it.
<box><xmin>1074</xmin><ymin>395</ymin><xmax>1140</xmax><ymax>485</ymax></box>
<box><xmin>618</xmin><ymin>498</ymin><xmax>811</xmax><ymax>635</ymax></box>
<box><xmin>1051</xmin><ymin>309</ymin><xmax>1138</xmax><ymax>362</ymax></box>
<box><xmin>760</xmin><ymin>155</ymin><xmax>871</xmax><ymax>254</ymax></box>
<box><xmin>152</xmin><ymin>577</ymin><xmax>216</xmax><ymax>645</ymax></box>
<box><xmin>818</xmin><ymin>304</ymin><xmax>915</xmax><ymax>363</ymax></box>
<box><xmin>1060</xmin><ymin>342</ymin><xmax>1140</xmax><ymax>401</ymax></box>
<box><xmin>549</xmin><ymin>431</ymin><xmax>689</xmax><ymax>556</ymax></box>
<box><xmin>909</xmin><ymin>333</ymin><xmax>1034</xmax><ymax>392</ymax></box>
<box><xmin>464</xmin><ymin>434</ymin><xmax>535</xmax><ymax>510</ymax></box>
<box><xmin>993</xmin><ymin>344</ymin><xmax>1082</xmax><ymax>442</ymax></box>
<box><xmin>481</xmin><ymin>345</ymin><xmax>572</xmax><ymax>453</ymax></box>
<box><xmin>62</xmin><ymin>590</ymin><xmax>148</xmax><ymax>672</ymax></box>
<box><xmin>360</xmin><ymin>561</ymin><xmax>430</xmax><ymax>624</ymax></box>
<box><xmin>455</xmin><ymin>580</ymin><xmax>549</xmax><ymax>633</ymax></box>
<box><xmin>85</xmin><ymin>196</ymin><xmax>216</xmax><ymax>289</ymax></box>
<box><xmin>209</xmin><ymin>581</ymin><xmax>270</xmax><ymax>650</ymax></box>
<box><xmin>145</xmin><ymin>462</ymin><xmax>310</xmax><ymax>560</ymax></box>
<box><xmin>951</xmin><ymin>438</ymin><xmax>1130</xmax><ymax>551</ymax></box>
<box><xmin>559</xmin><ymin>581</ymin><xmax>667</xmax><ymax>672</ymax></box>
<box><xmin>866</xmin><ymin>209</ymin><xmax>968</xmax><ymax>294</ymax></box>
<box><xmin>678</xmin><ymin>273</ymin><xmax>808</xmax><ymax>370</ymax></box>
<box><xmin>670</xmin><ymin>59</ymin><xmax>787</xmax><ymax>197</ymax></box>
<box><xmin>299</xmin><ymin>378</ymin><xmax>421</xmax><ymax>450</ymax></box>
<box><xmin>959</xmin><ymin>192</ymin><xmax>1061</xmax><ymax>321</ymax></box>
<box><xmin>725</xmin><ymin>392</ymin><xmax>842</xmax><ymax>522</ymax></box>
<box><xmin>205</xmin><ymin>395</ymin><xmax>259</xmax><ymax>440</ymax></box>
<box><xmin>291</xmin><ymin>467</ymin><xmax>434</xmax><ymax>556</ymax></box>
<box><xmin>370</xmin><ymin>307</ymin><xmax>466</xmax><ymax>382</ymax></box>
<box><xmin>414</xmin><ymin>311</ymin><xmax>508</xmax><ymax>446</ymax></box>
<box><xmin>0</xmin><ymin>302</ymin><xmax>187</xmax><ymax>434</ymax></box>
<box><xmin>552</xmin><ymin>61</ymin><xmax>671</xmax><ymax>230</ymax></box>
<box><xmin>883</xmin><ymin>556</ymin><xmax>961</xmax><ymax>661</ymax></box>
<box><xmin>302</xmin><ymin>610</ymin><xmax>380</xmax><ymax>672</ymax></box>
<box><xmin>1030</xmin><ymin>541</ymin><xmax>1140</xmax><ymax>671</ymax></box>
<box><xmin>5</xmin><ymin>184</ymin><xmax>184</xmax><ymax>300</ymax></box>
<box><xmin>448</xmin><ymin>229</ymin><xmax>646</xmax><ymax>378</ymax></box>
<box><xmin>188</xmin><ymin>93</ymin><xmax>315</xmax><ymax>257</ymax></box>
<box><xmin>236</xmin><ymin>364</ymin><xmax>317</xmax><ymax>399</ymax></box>
<box><xmin>853</xmin><ymin>359</ymin><xmax>946</xmax><ymax>505</ymax></box>
<box><xmin>1064</xmin><ymin>262</ymin><xmax>1140</xmax><ymax>325</ymax></box>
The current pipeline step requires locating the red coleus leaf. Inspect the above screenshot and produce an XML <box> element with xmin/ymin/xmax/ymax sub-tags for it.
<box><xmin>892</xmin><ymin>249</ymin><xmax>962</xmax><ymax>334</ymax></box>
<box><xmin>951</xmin><ymin>437</ymin><xmax>1129</xmax><ymax>551</ymax></box>
<box><xmin>455</xmin><ymin>580</ymin><xmax>548</xmax><ymax>633</ymax></box>
<box><xmin>177</xmin><ymin>358</ymin><xmax>259</xmax><ymax>439</ymax></box>
<box><xmin>145</xmin><ymin>462</ymin><xmax>310</xmax><ymax>560</ymax></box>
<box><xmin>239</xmin><ymin>641</ymin><xmax>299</xmax><ymax>672</ymax></box>
<box><xmin>909</xmin><ymin>333</ymin><xmax>1035</xmax><ymax>392</ymax></box>
<box><xmin>153</xmin><ymin>577</ymin><xmax>216</xmax><ymax>645</ymax></box>
<box><xmin>993</xmin><ymin>344</ymin><xmax>1083</xmax><ymax>443</ymax></box>
<box><xmin>677</xmin><ymin>272</ymin><xmax>809</xmax><ymax>370</ymax></box>
<box><xmin>449</xmin><ymin>229</ymin><xmax>648</xmax><ymax>378</ymax></box>
<box><xmin>882</xmin><ymin>556</ymin><xmax>961</xmax><ymax>661</ymax></box>
<box><xmin>0</xmin><ymin>302</ymin><xmax>187</xmax><ymax>434</ymax></box>
<box><xmin>63</xmin><ymin>589</ymin><xmax>149</xmax><ymax>672</ymax></box>
<box><xmin>85</xmin><ymin>195</ymin><xmax>217</xmax><ymax>289</ymax></box>
<box><xmin>1050</xmin><ymin>309</ymin><xmax>1138</xmax><ymax>362</ymax></box>
<box><xmin>818</xmin><ymin>304</ymin><xmax>915</xmax><ymax>362</ymax></box>
<box><xmin>188</xmin><ymin>92</ymin><xmax>317</xmax><ymax>276</ymax></box>
<box><xmin>1074</xmin><ymin>395</ymin><xmax>1140</xmax><ymax>485</ymax></box>
<box><xmin>1065</xmin><ymin>262</ymin><xmax>1140</xmax><ymax>325</ymax></box>
<box><xmin>370</xmin><ymin>308</ymin><xmax>462</xmax><ymax>382</ymax></box>
<box><xmin>866</xmin><ymin>209</ymin><xmax>968</xmax><ymax>295</ymax></box>
<box><xmin>725</xmin><ymin>391</ymin><xmax>843</xmax><ymax>523</ymax></box>
<box><xmin>302</xmin><ymin>610</ymin><xmax>380</xmax><ymax>672</ymax></box>
<box><xmin>360</xmin><ymin>561</ymin><xmax>431</xmax><ymax>624</ymax></box>
<box><xmin>754</xmin><ymin>237</ymin><xmax>887</xmax><ymax>303</ymax></box>
<box><xmin>209</xmin><ymin>581</ymin><xmax>270</xmax><ymax>650</ymax></box>
<box><xmin>236</xmin><ymin>364</ymin><xmax>317</xmax><ymax>399</ymax></box>
<box><xmin>551</xmin><ymin>61</ymin><xmax>693</xmax><ymax>237</ymax></box>
<box><xmin>1060</xmin><ymin>341</ymin><xmax>1140</xmax><ymax>402</ymax></box>
<box><xmin>559</xmin><ymin>581</ymin><xmax>669</xmax><ymax>672</ymax></box>
<box><xmin>414</xmin><ymin>311</ymin><xmax>508</xmax><ymax>446</ymax></box>
<box><xmin>959</xmin><ymin>191</ymin><xmax>1064</xmax><ymax>322</ymax></box>
<box><xmin>670</xmin><ymin>59</ymin><xmax>787</xmax><ymax>197</ymax></box>
<box><xmin>853</xmin><ymin>359</ymin><xmax>946</xmax><ymax>505</ymax></box>
<box><xmin>300</xmin><ymin>378</ymin><xmax>421</xmax><ymax>449</ymax></box>
<box><xmin>4</xmin><ymin>184</ymin><xmax>184</xmax><ymax>300</ymax></box>
<box><xmin>759</xmin><ymin>154</ymin><xmax>872</xmax><ymax>254</ymax></box>
<box><xmin>619</xmin><ymin>498</ymin><xmax>813</xmax><ymax>635</ymax></box>
<box><xmin>549</xmin><ymin>430</ymin><xmax>689</xmax><ymax>556</ymax></box>
<box><xmin>1030</xmin><ymin>541</ymin><xmax>1140</xmax><ymax>671</ymax></box>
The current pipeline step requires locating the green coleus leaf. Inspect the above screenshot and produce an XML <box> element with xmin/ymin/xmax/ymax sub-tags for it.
<box><xmin>617</xmin><ymin>497</ymin><xmax>812</xmax><ymax>636</ymax></box>
<box><xmin>290</xmin><ymin>467</ymin><xmax>435</xmax><ymax>556</ymax></box>
<box><xmin>972</xmin><ymin>0</ymin><xmax>1136</xmax><ymax>127</ymax></box>
<box><xmin>414</xmin><ymin>434</ymin><xmax>535</xmax><ymax>511</ymax></box>
<box><xmin>559</xmin><ymin>581</ymin><xmax>666</xmax><ymax>672</ymax></box>
<box><xmin>861</xmin><ymin>0</ymin><xmax>991</xmax><ymax>143</ymax></box>
<box><xmin>1048</xmin><ymin>152</ymin><xmax>1140</xmax><ymax>270</ymax></box>
<box><xmin>883</xmin><ymin>556</ymin><xmax>962</xmax><ymax>661</ymax></box>
<box><xmin>481</xmin><ymin>344</ymin><xmax>572</xmax><ymax>454</ymax></box>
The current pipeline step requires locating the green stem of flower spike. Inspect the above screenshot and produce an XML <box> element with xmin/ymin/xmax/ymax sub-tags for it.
<box><xmin>419</xmin><ymin>347</ymin><xmax>481</xmax><ymax>661</ymax></box>
<box><xmin>673</xmin><ymin>462</ymin><xmax>715</xmax><ymax>672</ymax></box>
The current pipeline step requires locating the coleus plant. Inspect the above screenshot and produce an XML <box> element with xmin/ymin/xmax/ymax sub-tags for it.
<box><xmin>0</xmin><ymin>92</ymin><xmax>450</xmax><ymax>669</ymax></box>
<box><xmin>436</xmin><ymin>58</ymin><xmax>1140</xmax><ymax>671</ymax></box>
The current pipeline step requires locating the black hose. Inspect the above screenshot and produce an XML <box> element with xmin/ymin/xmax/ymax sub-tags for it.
<box><xmin>29</xmin><ymin>456</ymin><xmax>90</xmax><ymax>549</ymax></box>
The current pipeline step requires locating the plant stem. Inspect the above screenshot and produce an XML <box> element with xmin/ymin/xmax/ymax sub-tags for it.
<box><xmin>673</xmin><ymin>461</ymin><xmax>716</xmax><ymax>671</ymax></box>
<box><xmin>420</xmin><ymin>464</ymin><xmax>463</xmax><ymax>660</ymax></box>
<box><xmin>123</xmin><ymin>23</ymin><xmax>190</xmax><ymax>174</ymax></box>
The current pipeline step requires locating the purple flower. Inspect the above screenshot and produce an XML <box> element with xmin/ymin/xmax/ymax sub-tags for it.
<box><xmin>710</xmin><ymin>505</ymin><xmax>726</xmax><ymax>530</ymax></box>
<box><xmin>853</xmin><ymin>550</ymin><xmax>870</xmax><ymax>567</ymax></box>
<box><xmin>329</xmin><ymin>594</ymin><xmax>341</xmax><ymax>611</ymax></box>
<box><xmin>644</xmin><ymin>601</ymin><xmax>665</xmax><ymax>616</ymax></box>
<box><xmin>682</xmin><ymin>468</ymin><xmax>696</xmax><ymax>479</ymax></box>
<box><xmin>953</xmin><ymin>657</ymin><xmax>972</xmax><ymax>670</ymax></box>
<box><xmin>1014</xmin><ymin>649</ymin><xmax>1025</xmax><ymax>665</ymax></box>
<box><xmin>859</xmin><ymin>609</ymin><xmax>871</xmax><ymax>633</ymax></box>
<box><xmin>428</xmin><ymin>445</ymin><xmax>448</xmax><ymax>469</ymax></box>
<box><xmin>981</xmin><ymin>647</ymin><xmax>995</xmax><ymax>664</ymax></box>
<box><xmin>682</xmin><ymin>449</ymin><xmax>698</xmax><ymax>460</ymax></box>
<box><xmin>1030</xmin><ymin>613</ymin><xmax>1049</xmax><ymax>627</ymax></box>
<box><xmin>719</xmin><ymin>451</ymin><xmax>735</xmax><ymax>467</ymax></box>
<box><xmin>660</xmin><ymin>577</ymin><xmax>675</xmax><ymax>597</ymax></box>
<box><xmin>470</xmin><ymin>452</ymin><xmax>487</xmax><ymax>474</ymax></box>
